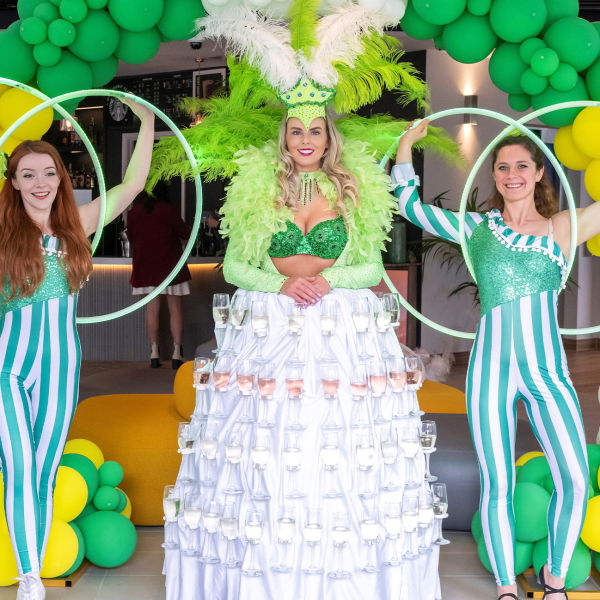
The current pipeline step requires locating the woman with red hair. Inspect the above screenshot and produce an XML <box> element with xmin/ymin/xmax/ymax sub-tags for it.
<box><xmin>0</xmin><ymin>98</ymin><xmax>154</xmax><ymax>600</ymax></box>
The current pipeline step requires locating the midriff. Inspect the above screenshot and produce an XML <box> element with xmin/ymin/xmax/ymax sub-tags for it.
<box><xmin>271</xmin><ymin>254</ymin><xmax>336</xmax><ymax>277</ymax></box>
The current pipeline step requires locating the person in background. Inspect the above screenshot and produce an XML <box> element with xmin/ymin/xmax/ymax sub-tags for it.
<box><xmin>127</xmin><ymin>189</ymin><xmax>191</xmax><ymax>369</ymax></box>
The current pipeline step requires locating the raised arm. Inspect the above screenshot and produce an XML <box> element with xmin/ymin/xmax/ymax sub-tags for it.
<box><xmin>395</xmin><ymin>120</ymin><xmax>483</xmax><ymax>243</ymax></box>
<box><xmin>78</xmin><ymin>99</ymin><xmax>155</xmax><ymax>236</ymax></box>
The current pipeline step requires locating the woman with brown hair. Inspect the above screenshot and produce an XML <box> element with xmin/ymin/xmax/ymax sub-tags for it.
<box><xmin>0</xmin><ymin>98</ymin><xmax>154</xmax><ymax>600</ymax></box>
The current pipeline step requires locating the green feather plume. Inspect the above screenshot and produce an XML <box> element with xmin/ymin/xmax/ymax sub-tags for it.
<box><xmin>289</xmin><ymin>0</ymin><xmax>320</xmax><ymax>55</ymax></box>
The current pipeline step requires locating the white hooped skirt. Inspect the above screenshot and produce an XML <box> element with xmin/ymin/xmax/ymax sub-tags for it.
<box><xmin>164</xmin><ymin>288</ymin><xmax>442</xmax><ymax>600</ymax></box>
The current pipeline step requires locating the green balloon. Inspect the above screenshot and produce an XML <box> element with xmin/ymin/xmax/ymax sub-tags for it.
<box><xmin>544</xmin><ymin>0</ymin><xmax>578</xmax><ymax>27</ymax></box>
<box><xmin>158</xmin><ymin>0</ymin><xmax>205</xmax><ymax>41</ymax></box>
<box><xmin>530</xmin><ymin>48</ymin><xmax>559</xmax><ymax>77</ymax></box>
<box><xmin>60</xmin><ymin>453</ymin><xmax>99</xmax><ymax>504</ymax></box>
<box><xmin>78</xmin><ymin>511</ymin><xmax>137</xmax><ymax>568</ymax></box>
<box><xmin>400</xmin><ymin>1</ymin><xmax>443</xmax><ymax>39</ymax></box>
<box><xmin>471</xmin><ymin>510</ymin><xmax>483</xmax><ymax>540</ymax></box>
<box><xmin>517</xmin><ymin>456</ymin><xmax>551</xmax><ymax>485</ymax></box>
<box><xmin>17</xmin><ymin>0</ymin><xmax>47</xmax><ymax>18</ymax></box>
<box><xmin>47</xmin><ymin>18</ymin><xmax>75</xmax><ymax>46</ymax></box>
<box><xmin>433</xmin><ymin>34</ymin><xmax>444</xmax><ymax>50</ymax></box>
<box><xmin>115</xmin><ymin>489</ymin><xmax>127</xmax><ymax>513</ymax></box>
<box><xmin>59</xmin><ymin>522</ymin><xmax>85</xmax><ymax>577</ymax></box>
<box><xmin>594</xmin><ymin>551</ymin><xmax>600</xmax><ymax>572</ymax></box>
<box><xmin>20</xmin><ymin>16</ymin><xmax>47</xmax><ymax>44</ymax></box>
<box><xmin>69</xmin><ymin>9</ymin><xmax>120</xmax><ymax>61</ymax></box>
<box><xmin>544</xmin><ymin>17</ymin><xmax>600</xmax><ymax>72</ymax></box>
<box><xmin>587</xmin><ymin>444</ymin><xmax>600</xmax><ymax>472</ymax></box>
<box><xmin>33</xmin><ymin>2</ymin><xmax>59</xmax><ymax>22</ymax></box>
<box><xmin>543</xmin><ymin>473</ymin><xmax>554</xmax><ymax>494</ymax></box>
<box><xmin>74</xmin><ymin>503</ymin><xmax>97</xmax><ymax>526</ymax></box>
<box><xmin>89</xmin><ymin>54</ymin><xmax>118</xmax><ymax>86</ymax></box>
<box><xmin>37</xmin><ymin>49</ymin><xmax>92</xmax><ymax>98</ymax></box>
<box><xmin>508</xmin><ymin>93</ymin><xmax>530</xmax><ymax>112</ymax></box>
<box><xmin>520</xmin><ymin>69</ymin><xmax>547</xmax><ymax>96</ymax></box>
<box><xmin>514</xmin><ymin>482</ymin><xmax>550</xmax><ymax>542</ymax></box>
<box><xmin>52</xmin><ymin>96</ymin><xmax>80</xmax><ymax>120</ymax></box>
<box><xmin>477</xmin><ymin>536</ymin><xmax>533</xmax><ymax>575</ymax></box>
<box><xmin>442</xmin><ymin>13</ymin><xmax>497</xmax><ymax>64</ymax></box>
<box><xmin>531</xmin><ymin>76</ymin><xmax>588</xmax><ymax>127</ymax></box>
<box><xmin>33</xmin><ymin>40</ymin><xmax>61</xmax><ymax>66</ymax></box>
<box><xmin>519</xmin><ymin>37</ymin><xmax>545</xmax><ymax>64</ymax></box>
<box><xmin>115</xmin><ymin>27</ymin><xmax>161</xmax><ymax>64</ymax></box>
<box><xmin>93</xmin><ymin>485</ymin><xmax>120</xmax><ymax>511</ymax></box>
<box><xmin>489</xmin><ymin>0</ymin><xmax>546</xmax><ymax>43</ymax></box>
<box><xmin>466</xmin><ymin>0</ymin><xmax>491</xmax><ymax>16</ymax></box>
<box><xmin>0</xmin><ymin>22</ymin><xmax>38</xmax><ymax>83</ymax></box>
<box><xmin>108</xmin><ymin>0</ymin><xmax>164</xmax><ymax>33</ymax></box>
<box><xmin>533</xmin><ymin>539</ymin><xmax>591</xmax><ymax>589</ymax></box>
<box><xmin>60</xmin><ymin>0</ymin><xmax>88</xmax><ymax>23</ymax></box>
<box><xmin>98</xmin><ymin>461</ymin><xmax>124</xmax><ymax>488</ymax></box>
<box><xmin>411</xmin><ymin>0</ymin><xmax>466</xmax><ymax>27</ymax></box>
<box><xmin>489</xmin><ymin>42</ymin><xmax>528</xmax><ymax>94</ymax></box>
<box><xmin>86</xmin><ymin>0</ymin><xmax>108</xmax><ymax>7</ymax></box>
<box><xmin>550</xmin><ymin>63</ymin><xmax>578</xmax><ymax>92</ymax></box>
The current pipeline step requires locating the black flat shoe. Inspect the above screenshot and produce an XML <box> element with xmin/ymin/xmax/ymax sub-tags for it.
<box><xmin>172</xmin><ymin>358</ymin><xmax>183</xmax><ymax>370</ymax></box>
<box><xmin>150</xmin><ymin>358</ymin><xmax>161</xmax><ymax>368</ymax></box>
<box><xmin>498</xmin><ymin>594</ymin><xmax>518</xmax><ymax>600</ymax></box>
<box><xmin>539</xmin><ymin>567</ymin><xmax>569</xmax><ymax>599</ymax></box>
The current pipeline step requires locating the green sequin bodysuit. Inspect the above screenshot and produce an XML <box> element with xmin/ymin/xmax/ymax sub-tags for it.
<box><xmin>268</xmin><ymin>216</ymin><xmax>348</xmax><ymax>259</ymax></box>
<box><xmin>469</xmin><ymin>216</ymin><xmax>562</xmax><ymax>316</ymax></box>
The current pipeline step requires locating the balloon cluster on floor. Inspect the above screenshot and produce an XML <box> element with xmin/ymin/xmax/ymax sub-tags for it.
<box><xmin>470</xmin><ymin>444</ymin><xmax>600</xmax><ymax>588</ymax></box>
<box><xmin>0</xmin><ymin>438</ymin><xmax>136</xmax><ymax>586</ymax></box>
<box><xmin>401</xmin><ymin>0</ymin><xmax>598</xmax><ymax>127</ymax></box>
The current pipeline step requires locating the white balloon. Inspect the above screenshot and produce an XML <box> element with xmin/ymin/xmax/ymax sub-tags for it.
<box><xmin>379</xmin><ymin>0</ymin><xmax>406</xmax><ymax>23</ymax></box>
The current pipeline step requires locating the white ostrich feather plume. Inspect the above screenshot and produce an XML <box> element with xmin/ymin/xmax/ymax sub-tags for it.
<box><xmin>195</xmin><ymin>10</ymin><xmax>301</xmax><ymax>92</ymax></box>
<box><xmin>303</xmin><ymin>3</ymin><xmax>391</xmax><ymax>87</ymax></box>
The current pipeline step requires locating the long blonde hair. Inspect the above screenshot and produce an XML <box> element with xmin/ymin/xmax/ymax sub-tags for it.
<box><xmin>276</xmin><ymin>113</ymin><xmax>359</xmax><ymax>214</ymax></box>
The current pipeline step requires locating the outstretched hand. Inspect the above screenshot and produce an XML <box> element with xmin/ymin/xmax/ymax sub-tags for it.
<box><xmin>396</xmin><ymin>119</ymin><xmax>430</xmax><ymax>163</ymax></box>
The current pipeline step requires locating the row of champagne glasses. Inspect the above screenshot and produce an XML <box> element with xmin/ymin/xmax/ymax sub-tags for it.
<box><xmin>163</xmin><ymin>483</ymin><xmax>449</xmax><ymax>573</ymax></box>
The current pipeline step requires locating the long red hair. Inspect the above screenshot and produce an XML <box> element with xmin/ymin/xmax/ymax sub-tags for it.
<box><xmin>0</xmin><ymin>140</ymin><xmax>93</xmax><ymax>300</ymax></box>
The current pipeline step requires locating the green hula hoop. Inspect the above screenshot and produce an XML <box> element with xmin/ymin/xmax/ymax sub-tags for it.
<box><xmin>0</xmin><ymin>86</ymin><xmax>202</xmax><ymax>324</ymax></box>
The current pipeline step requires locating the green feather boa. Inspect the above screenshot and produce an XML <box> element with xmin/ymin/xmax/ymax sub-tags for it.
<box><xmin>220</xmin><ymin>141</ymin><xmax>396</xmax><ymax>267</ymax></box>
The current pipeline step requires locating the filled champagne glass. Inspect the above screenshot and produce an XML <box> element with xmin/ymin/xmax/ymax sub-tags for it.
<box><xmin>287</xmin><ymin>301</ymin><xmax>305</xmax><ymax>360</ymax></box>
<box><xmin>230</xmin><ymin>294</ymin><xmax>249</xmax><ymax>329</ymax></box>
<box><xmin>257</xmin><ymin>361</ymin><xmax>276</xmax><ymax>428</ymax></box>
<box><xmin>352</xmin><ymin>296</ymin><xmax>371</xmax><ymax>361</ymax></box>
<box><xmin>356</xmin><ymin>430</ymin><xmax>376</xmax><ymax>499</ymax></box>
<box><xmin>236</xmin><ymin>358</ymin><xmax>256</xmax><ymax>424</ymax></box>
<box><xmin>420</xmin><ymin>420</ymin><xmax>438</xmax><ymax>482</ymax></box>
<box><xmin>380</xmin><ymin>425</ymin><xmax>399</xmax><ymax>491</ymax></box>
<box><xmin>221</xmin><ymin>499</ymin><xmax>241</xmax><ymax>568</ymax></box>
<box><xmin>320</xmin><ymin>360</ymin><xmax>341</xmax><ymax>430</ymax></box>
<box><xmin>418</xmin><ymin>488</ymin><xmax>434</xmax><ymax>554</ymax></box>
<box><xmin>212</xmin><ymin>293</ymin><xmax>230</xmax><ymax>354</ymax></box>
<box><xmin>212</xmin><ymin>352</ymin><xmax>234</xmax><ymax>419</ymax></box>
<box><xmin>321</xmin><ymin>431</ymin><xmax>342</xmax><ymax>498</ymax></box>
<box><xmin>283</xmin><ymin>431</ymin><xmax>304</xmax><ymax>498</ymax></box>
<box><xmin>285</xmin><ymin>361</ymin><xmax>305</xmax><ymax>430</ymax></box>
<box><xmin>369</xmin><ymin>359</ymin><xmax>389</xmax><ymax>425</ymax></box>
<box><xmin>303</xmin><ymin>507</ymin><xmax>323</xmax><ymax>574</ymax></box>
<box><xmin>251</xmin><ymin>300</ymin><xmax>269</xmax><ymax>363</ymax></box>
<box><xmin>402</xmin><ymin>494</ymin><xmax>419</xmax><ymax>560</ymax></box>
<box><xmin>224</xmin><ymin>429</ymin><xmax>244</xmax><ymax>495</ymax></box>
<box><xmin>383</xmin><ymin>292</ymin><xmax>401</xmax><ymax>356</ymax></box>
<box><xmin>200</xmin><ymin>499</ymin><xmax>221</xmax><ymax>564</ymax></box>
<box><xmin>350</xmin><ymin>364</ymin><xmax>369</xmax><ymax>428</ymax></box>
<box><xmin>162</xmin><ymin>484</ymin><xmax>181</xmax><ymax>549</ymax></box>
<box><xmin>198</xmin><ymin>422</ymin><xmax>218</xmax><ymax>487</ymax></box>
<box><xmin>359</xmin><ymin>506</ymin><xmax>381</xmax><ymax>573</ymax></box>
<box><xmin>192</xmin><ymin>356</ymin><xmax>212</xmax><ymax>421</ymax></box>
<box><xmin>383</xmin><ymin>502</ymin><xmax>402</xmax><ymax>566</ymax></box>
<box><xmin>242</xmin><ymin>509</ymin><xmax>264</xmax><ymax>577</ymax></box>
<box><xmin>431</xmin><ymin>482</ymin><xmax>450</xmax><ymax>545</ymax></box>
<box><xmin>401</xmin><ymin>425</ymin><xmax>421</xmax><ymax>489</ymax></box>
<box><xmin>374</xmin><ymin>294</ymin><xmax>392</xmax><ymax>359</ymax></box>
<box><xmin>251</xmin><ymin>429</ymin><xmax>271</xmax><ymax>501</ymax></box>
<box><xmin>273</xmin><ymin>506</ymin><xmax>296</xmax><ymax>573</ymax></box>
<box><xmin>387</xmin><ymin>355</ymin><xmax>408</xmax><ymax>419</ymax></box>
<box><xmin>177</xmin><ymin>421</ymin><xmax>198</xmax><ymax>485</ymax></box>
<box><xmin>183</xmin><ymin>492</ymin><xmax>202</xmax><ymax>556</ymax></box>
<box><xmin>328</xmin><ymin>511</ymin><xmax>351</xmax><ymax>580</ymax></box>
<box><xmin>319</xmin><ymin>298</ymin><xmax>337</xmax><ymax>361</ymax></box>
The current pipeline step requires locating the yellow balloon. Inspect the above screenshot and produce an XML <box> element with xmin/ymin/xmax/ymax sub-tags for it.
<box><xmin>53</xmin><ymin>466</ymin><xmax>87</xmax><ymax>523</ymax></box>
<box><xmin>573</xmin><ymin>107</ymin><xmax>600</xmax><ymax>159</ymax></box>
<box><xmin>0</xmin><ymin>130</ymin><xmax>22</xmax><ymax>156</ymax></box>
<box><xmin>584</xmin><ymin>159</ymin><xmax>600</xmax><ymax>201</ymax></box>
<box><xmin>0</xmin><ymin>514</ymin><xmax>17</xmax><ymax>586</ymax></box>
<box><xmin>40</xmin><ymin>520</ymin><xmax>78</xmax><ymax>579</ymax></box>
<box><xmin>173</xmin><ymin>360</ymin><xmax>195</xmax><ymax>419</ymax></box>
<box><xmin>580</xmin><ymin>495</ymin><xmax>600</xmax><ymax>552</ymax></box>
<box><xmin>0</xmin><ymin>84</ymin><xmax>10</xmax><ymax>97</ymax></box>
<box><xmin>64</xmin><ymin>439</ymin><xmax>104</xmax><ymax>469</ymax></box>
<box><xmin>515</xmin><ymin>451</ymin><xmax>544</xmax><ymax>467</ymax></box>
<box><xmin>554</xmin><ymin>125</ymin><xmax>592</xmax><ymax>171</ymax></box>
<box><xmin>117</xmin><ymin>488</ymin><xmax>132</xmax><ymax>520</ymax></box>
<box><xmin>0</xmin><ymin>89</ymin><xmax>52</xmax><ymax>142</ymax></box>
<box><xmin>586</xmin><ymin>234</ymin><xmax>600</xmax><ymax>257</ymax></box>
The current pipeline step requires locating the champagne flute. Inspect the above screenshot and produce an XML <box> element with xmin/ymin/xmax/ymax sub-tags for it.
<box><xmin>250</xmin><ymin>429</ymin><xmax>271</xmax><ymax>501</ymax></box>
<box><xmin>321</xmin><ymin>431</ymin><xmax>342</xmax><ymax>498</ymax></box>
<box><xmin>273</xmin><ymin>506</ymin><xmax>296</xmax><ymax>573</ymax></box>
<box><xmin>431</xmin><ymin>482</ymin><xmax>450</xmax><ymax>545</ymax></box>
<box><xmin>328</xmin><ymin>512</ymin><xmax>351</xmax><ymax>580</ymax></box>
<box><xmin>303</xmin><ymin>507</ymin><xmax>323</xmax><ymax>574</ymax></box>
<box><xmin>242</xmin><ymin>509</ymin><xmax>264</xmax><ymax>577</ymax></box>
<box><xmin>285</xmin><ymin>361</ymin><xmax>305</xmax><ymax>430</ymax></box>
<box><xmin>319</xmin><ymin>298</ymin><xmax>337</xmax><ymax>361</ymax></box>
<box><xmin>383</xmin><ymin>502</ymin><xmax>402</xmax><ymax>566</ymax></box>
<box><xmin>352</xmin><ymin>296</ymin><xmax>371</xmax><ymax>361</ymax></box>
<box><xmin>401</xmin><ymin>425</ymin><xmax>421</xmax><ymax>489</ymax></box>
<box><xmin>230</xmin><ymin>294</ymin><xmax>249</xmax><ymax>329</ymax></box>
<box><xmin>420</xmin><ymin>420</ymin><xmax>438</xmax><ymax>482</ymax></box>
<box><xmin>350</xmin><ymin>364</ymin><xmax>369</xmax><ymax>428</ymax></box>
<box><xmin>177</xmin><ymin>421</ymin><xmax>198</xmax><ymax>485</ymax></box>
<box><xmin>386</xmin><ymin>355</ymin><xmax>408</xmax><ymax>419</ymax></box>
<box><xmin>236</xmin><ymin>359</ymin><xmax>256</xmax><ymax>424</ymax></box>
<box><xmin>224</xmin><ymin>429</ymin><xmax>244</xmax><ymax>495</ymax></box>
<box><xmin>359</xmin><ymin>506</ymin><xmax>380</xmax><ymax>573</ymax></box>
<box><xmin>192</xmin><ymin>356</ymin><xmax>212</xmax><ymax>420</ymax></box>
<box><xmin>221</xmin><ymin>499</ymin><xmax>241</xmax><ymax>568</ymax></box>
<box><xmin>374</xmin><ymin>294</ymin><xmax>392</xmax><ymax>358</ymax></box>
<box><xmin>283</xmin><ymin>431</ymin><xmax>304</xmax><ymax>498</ymax></box>
<box><xmin>198</xmin><ymin>422</ymin><xmax>218</xmax><ymax>487</ymax></box>
<box><xmin>162</xmin><ymin>484</ymin><xmax>181</xmax><ymax>549</ymax></box>
<box><xmin>200</xmin><ymin>499</ymin><xmax>221</xmax><ymax>564</ymax></box>
<box><xmin>418</xmin><ymin>488</ymin><xmax>434</xmax><ymax>554</ymax></box>
<box><xmin>287</xmin><ymin>301</ymin><xmax>305</xmax><ymax>360</ymax></box>
<box><xmin>212</xmin><ymin>352</ymin><xmax>234</xmax><ymax>419</ymax></box>
<box><xmin>369</xmin><ymin>359</ymin><xmax>389</xmax><ymax>425</ymax></box>
<box><xmin>257</xmin><ymin>361</ymin><xmax>276</xmax><ymax>428</ymax></box>
<box><xmin>405</xmin><ymin>354</ymin><xmax>425</xmax><ymax>417</ymax></box>
<box><xmin>251</xmin><ymin>300</ymin><xmax>269</xmax><ymax>364</ymax></box>
<box><xmin>320</xmin><ymin>360</ymin><xmax>341</xmax><ymax>430</ymax></box>
<box><xmin>380</xmin><ymin>425</ymin><xmax>399</xmax><ymax>491</ymax></box>
<box><xmin>383</xmin><ymin>292</ymin><xmax>401</xmax><ymax>355</ymax></box>
<box><xmin>356</xmin><ymin>429</ymin><xmax>376</xmax><ymax>499</ymax></box>
<box><xmin>182</xmin><ymin>492</ymin><xmax>202</xmax><ymax>556</ymax></box>
<box><xmin>402</xmin><ymin>494</ymin><xmax>419</xmax><ymax>560</ymax></box>
<box><xmin>212</xmin><ymin>293</ymin><xmax>230</xmax><ymax>354</ymax></box>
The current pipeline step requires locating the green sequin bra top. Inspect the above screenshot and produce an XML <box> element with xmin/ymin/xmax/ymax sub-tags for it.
<box><xmin>268</xmin><ymin>216</ymin><xmax>348</xmax><ymax>259</ymax></box>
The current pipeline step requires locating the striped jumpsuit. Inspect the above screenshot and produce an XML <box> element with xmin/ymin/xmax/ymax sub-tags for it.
<box><xmin>393</xmin><ymin>164</ymin><xmax>588</xmax><ymax>586</ymax></box>
<box><xmin>0</xmin><ymin>235</ymin><xmax>80</xmax><ymax>575</ymax></box>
